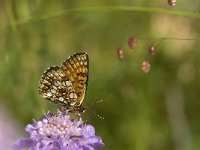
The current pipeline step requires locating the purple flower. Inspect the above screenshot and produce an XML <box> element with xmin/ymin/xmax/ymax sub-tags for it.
<box><xmin>14</xmin><ymin>110</ymin><xmax>104</xmax><ymax>150</ymax></box>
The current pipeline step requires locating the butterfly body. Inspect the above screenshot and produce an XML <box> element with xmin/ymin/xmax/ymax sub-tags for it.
<box><xmin>39</xmin><ymin>52</ymin><xmax>89</xmax><ymax>115</ymax></box>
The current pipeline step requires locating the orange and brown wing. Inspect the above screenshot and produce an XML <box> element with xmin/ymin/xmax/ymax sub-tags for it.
<box><xmin>61</xmin><ymin>52</ymin><xmax>89</xmax><ymax>105</ymax></box>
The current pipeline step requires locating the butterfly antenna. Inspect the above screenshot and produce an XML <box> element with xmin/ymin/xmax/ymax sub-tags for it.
<box><xmin>87</xmin><ymin>99</ymin><xmax>103</xmax><ymax>107</ymax></box>
<box><xmin>86</xmin><ymin>99</ymin><xmax>104</xmax><ymax>119</ymax></box>
<box><xmin>86</xmin><ymin>107</ymin><xmax>104</xmax><ymax>119</ymax></box>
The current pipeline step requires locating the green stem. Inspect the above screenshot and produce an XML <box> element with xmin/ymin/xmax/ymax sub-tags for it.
<box><xmin>5</xmin><ymin>6</ymin><xmax>200</xmax><ymax>28</ymax></box>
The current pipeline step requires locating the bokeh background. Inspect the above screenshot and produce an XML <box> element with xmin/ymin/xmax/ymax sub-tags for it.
<box><xmin>0</xmin><ymin>0</ymin><xmax>200</xmax><ymax>150</ymax></box>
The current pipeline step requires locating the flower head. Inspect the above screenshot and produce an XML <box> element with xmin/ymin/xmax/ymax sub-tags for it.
<box><xmin>141</xmin><ymin>60</ymin><xmax>151</xmax><ymax>73</ymax></box>
<box><xmin>128</xmin><ymin>36</ymin><xmax>138</xmax><ymax>49</ymax></box>
<box><xmin>117</xmin><ymin>48</ymin><xmax>124</xmax><ymax>60</ymax></box>
<box><xmin>14</xmin><ymin>110</ymin><xmax>104</xmax><ymax>150</ymax></box>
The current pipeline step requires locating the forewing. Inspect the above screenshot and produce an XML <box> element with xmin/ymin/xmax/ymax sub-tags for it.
<box><xmin>61</xmin><ymin>52</ymin><xmax>89</xmax><ymax>105</ymax></box>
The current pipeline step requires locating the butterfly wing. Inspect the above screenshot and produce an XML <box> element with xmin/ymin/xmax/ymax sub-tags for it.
<box><xmin>38</xmin><ymin>52</ymin><xmax>89</xmax><ymax>110</ymax></box>
<box><xmin>61</xmin><ymin>52</ymin><xmax>89</xmax><ymax>106</ymax></box>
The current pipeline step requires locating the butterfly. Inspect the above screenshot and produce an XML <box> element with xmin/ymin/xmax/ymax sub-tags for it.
<box><xmin>38</xmin><ymin>52</ymin><xmax>89</xmax><ymax>114</ymax></box>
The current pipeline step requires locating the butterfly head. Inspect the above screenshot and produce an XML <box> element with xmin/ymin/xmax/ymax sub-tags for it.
<box><xmin>60</xmin><ymin>105</ymin><xmax>86</xmax><ymax>115</ymax></box>
<box><xmin>74</xmin><ymin>105</ymin><xmax>86</xmax><ymax>115</ymax></box>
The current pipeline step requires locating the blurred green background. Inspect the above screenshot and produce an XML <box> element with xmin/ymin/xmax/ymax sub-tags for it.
<box><xmin>0</xmin><ymin>0</ymin><xmax>200</xmax><ymax>150</ymax></box>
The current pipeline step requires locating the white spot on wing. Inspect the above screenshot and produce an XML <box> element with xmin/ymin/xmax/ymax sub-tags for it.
<box><xmin>74</xmin><ymin>93</ymin><xmax>77</xmax><ymax>99</ymax></box>
<box><xmin>62</xmin><ymin>82</ymin><xmax>66</xmax><ymax>86</ymax></box>
<box><xmin>59</xmin><ymin>97</ymin><xmax>64</xmax><ymax>102</ymax></box>
<box><xmin>60</xmin><ymin>73</ymin><xmax>64</xmax><ymax>77</ymax></box>
<box><xmin>47</xmin><ymin>92</ymin><xmax>52</xmax><ymax>97</ymax></box>
<box><xmin>53</xmin><ymin>86</ymin><xmax>57</xmax><ymax>90</ymax></box>
<box><xmin>69</xmin><ymin>92</ymin><xmax>77</xmax><ymax>99</ymax></box>
<box><xmin>66</xmin><ymin>81</ymin><xmax>72</xmax><ymax>87</ymax></box>
<box><xmin>51</xmin><ymin>89</ymin><xmax>56</xmax><ymax>93</ymax></box>
<box><xmin>50</xmin><ymin>73</ymin><xmax>53</xmax><ymax>77</ymax></box>
<box><xmin>57</xmin><ymin>81</ymin><xmax>61</xmax><ymax>85</ymax></box>
<box><xmin>43</xmin><ymin>80</ymin><xmax>49</xmax><ymax>84</ymax></box>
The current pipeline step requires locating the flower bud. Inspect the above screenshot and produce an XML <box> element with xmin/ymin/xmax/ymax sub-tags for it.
<box><xmin>128</xmin><ymin>36</ymin><xmax>138</xmax><ymax>49</ymax></box>
<box><xmin>141</xmin><ymin>60</ymin><xmax>151</xmax><ymax>73</ymax></box>
<box><xmin>117</xmin><ymin>48</ymin><xmax>124</xmax><ymax>60</ymax></box>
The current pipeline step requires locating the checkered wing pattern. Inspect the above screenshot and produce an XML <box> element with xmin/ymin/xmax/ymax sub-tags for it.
<box><xmin>38</xmin><ymin>52</ymin><xmax>89</xmax><ymax>112</ymax></box>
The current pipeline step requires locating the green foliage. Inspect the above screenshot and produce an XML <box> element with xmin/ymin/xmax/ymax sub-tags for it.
<box><xmin>0</xmin><ymin>0</ymin><xmax>200</xmax><ymax>150</ymax></box>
